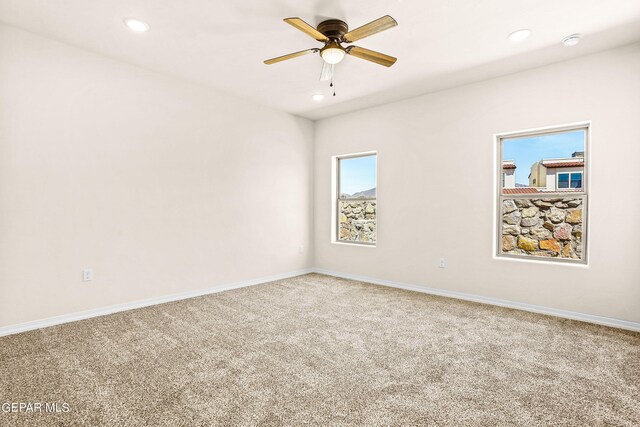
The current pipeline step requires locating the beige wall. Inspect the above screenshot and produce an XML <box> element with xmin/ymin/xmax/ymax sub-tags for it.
<box><xmin>0</xmin><ymin>25</ymin><xmax>314</xmax><ymax>328</ymax></box>
<box><xmin>314</xmin><ymin>43</ymin><xmax>640</xmax><ymax>323</ymax></box>
<box><xmin>2</xmin><ymin>23</ymin><xmax>639</xmax><ymax>330</ymax></box>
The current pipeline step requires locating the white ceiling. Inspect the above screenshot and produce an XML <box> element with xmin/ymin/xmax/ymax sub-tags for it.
<box><xmin>1</xmin><ymin>0</ymin><xmax>640</xmax><ymax>120</ymax></box>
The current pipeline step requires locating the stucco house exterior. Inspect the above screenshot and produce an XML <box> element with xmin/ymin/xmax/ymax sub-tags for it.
<box><xmin>502</xmin><ymin>160</ymin><xmax>516</xmax><ymax>188</ymax></box>
<box><xmin>501</xmin><ymin>153</ymin><xmax>584</xmax><ymax>194</ymax></box>
<box><xmin>528</xmin><ymin>152</ymin><xmax>584</xmax><ymax>191</ymax></box>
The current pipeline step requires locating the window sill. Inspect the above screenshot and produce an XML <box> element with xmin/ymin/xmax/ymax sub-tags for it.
<box><xmin>494</xmin><ymin>254</ymin><xmax>588</xmax><ymax>267</ymax></box>
<box><xmin>331</xmin><ymin>241</ymin><xmax>377</xmax><ymax>248</ymax></box>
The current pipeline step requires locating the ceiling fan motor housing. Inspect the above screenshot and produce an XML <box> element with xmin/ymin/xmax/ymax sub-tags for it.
<box><xmin>317</xmin><ymin>19</ymin><xmax>349</xmax><ymax>41</ymax></box>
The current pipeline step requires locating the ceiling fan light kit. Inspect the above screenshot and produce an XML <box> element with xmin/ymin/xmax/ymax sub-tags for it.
<box><xmin>264</xmin><ymin>15</ymin><xmax>398</xmax><ymax>96</ymax></box>
<box><xmin>320</xmin><ymin>41</ymin><xmax>345</xmax><ymax>65</ymax></box>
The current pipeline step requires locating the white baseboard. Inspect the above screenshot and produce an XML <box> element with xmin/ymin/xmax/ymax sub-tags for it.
<box><xmin>3</xmin><ymin>267</ymin><xmax>638</xmax><ymax>337</ymax></box>
<box><xmin>0</xmin><ymin>268</ymin><xmax>313</xmax><ymax>337</ymax></box>
<box><xmin>313</xmin><ymin>268</ymin><xmax>640</xmax><ymax>332</ymax></box>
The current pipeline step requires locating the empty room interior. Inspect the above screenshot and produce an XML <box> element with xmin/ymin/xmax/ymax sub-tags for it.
<box><xmin>1</xmin><ymin>1</ymin><xmax>640</xmax><ymax>425</ymax></box>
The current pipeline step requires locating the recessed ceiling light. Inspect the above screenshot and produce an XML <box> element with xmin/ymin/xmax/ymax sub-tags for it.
<box><xmin>508</xmin><ymin>29</ymin><xmax>532</xmax><ymax>43</ymax></box>
<box><xmin>124</xmin><ymin>18</ymin><xmax>150</xmax><ymax>33</ymax></box>
<box><xmin>312</xmin><ymin>94</ymin><xmax>325</xmax><ymax>102</ymax></box>
<box><xmin>562</xmin><ymin>34</ymin><xmax>582</xmax><ymax>47</ymax></box>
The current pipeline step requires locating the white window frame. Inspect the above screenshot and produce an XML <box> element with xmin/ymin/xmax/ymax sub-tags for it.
<box><xmin>331</xmin><ymin>152</ymin><xmax>377</xmax><ymax>247</ymax></box>
<box><xmin>494</xmin><ymin>122</ymin><xmax>590</xmax><ymax>265</ymax></box>
<box><xmin>557</xmin><ymin>171</ymin><xmax>583</xmax><ymax>189</ymax></box>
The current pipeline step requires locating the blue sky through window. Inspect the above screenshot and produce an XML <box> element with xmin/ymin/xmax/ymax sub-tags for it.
<box><xmin>340</xmin><ymin>155</ymin><xmax>376</xmax><ymax>196</ymax></box>
<box><xmin>502</xmin><ymin>130</ymin><xmax>585</xmax><ymax>185</ymax></box>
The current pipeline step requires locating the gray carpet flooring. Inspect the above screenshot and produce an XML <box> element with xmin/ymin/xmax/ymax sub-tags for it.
<box><xmin>1</xmin><ymin>273</ymin><xmax>639</xmax><ymax>426</ymax></box>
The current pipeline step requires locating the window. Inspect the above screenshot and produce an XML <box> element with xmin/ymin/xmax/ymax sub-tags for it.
<box><xmin>558</xmin><ymin>173</ymin><xmax>570</xmax><ymax>188</ymax></box>
<box><xmin>571</xmin><ymin>172</ymin><xmax>582</xmax><ymax>189</ymax></box>
<box><xmin>558</xmin><ymin>172</ymin><xmax>582</xmax><ymax>188</ymax></box>
<box><xmin>336</xmin><ymin>153</ymin><xmax>377</xmax><ymax>245</ymax></box>
<box><xmin>558</xmin><ymin>172</ymin><xmax>582</xmax><ymax>189</ymax></box>
<box><xmin>497</xmin><ymin>124</ymin><xmax>588</xmax><ymax>263</ymax></box>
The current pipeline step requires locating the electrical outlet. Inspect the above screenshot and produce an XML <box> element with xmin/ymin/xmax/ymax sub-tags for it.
<box><xmin>438</xmin><ymin>258</ymin><xmax>446</xmax><ymax>268</ymax></box>
<box><xmin>83</xmin><ymin>268</ymin><xmax>93</xmax><ymax>281</ymax></box>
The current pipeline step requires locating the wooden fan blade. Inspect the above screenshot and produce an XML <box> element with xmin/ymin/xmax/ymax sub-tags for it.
<box><xmin>346</xmin><ymin>46</ymin><xmax>397</xmax><ymax>67</ymax></box>
<box><xmin>264</xmin><ymin>48</ymin><xmax>319</xmax><ymax>65</ymax></box>
<box><xmin>284</xmin><ymin>17</ymin><xmax>329</xmax><ymax>42</ymax></box>
<box><xmin>342</xmin><ymin>15</ymin><xmax>397</xmax><ymax>43</ymax></box>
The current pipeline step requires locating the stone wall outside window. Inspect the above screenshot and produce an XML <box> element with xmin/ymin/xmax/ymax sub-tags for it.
<box><xmin>339</xmin><ymin>200</ymin><xmax>376</xmax><ymax>244</ymax></box>
<box><xmin>501</xmin><ymin>197</ymin><xmax>583</xmax><ymax>259</ymax></box>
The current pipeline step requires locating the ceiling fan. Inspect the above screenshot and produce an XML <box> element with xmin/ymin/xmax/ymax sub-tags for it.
<box><xmin>264</xmin><ymin>16</ymin><xmax>398</xmax><ymax>91</ymax></box>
